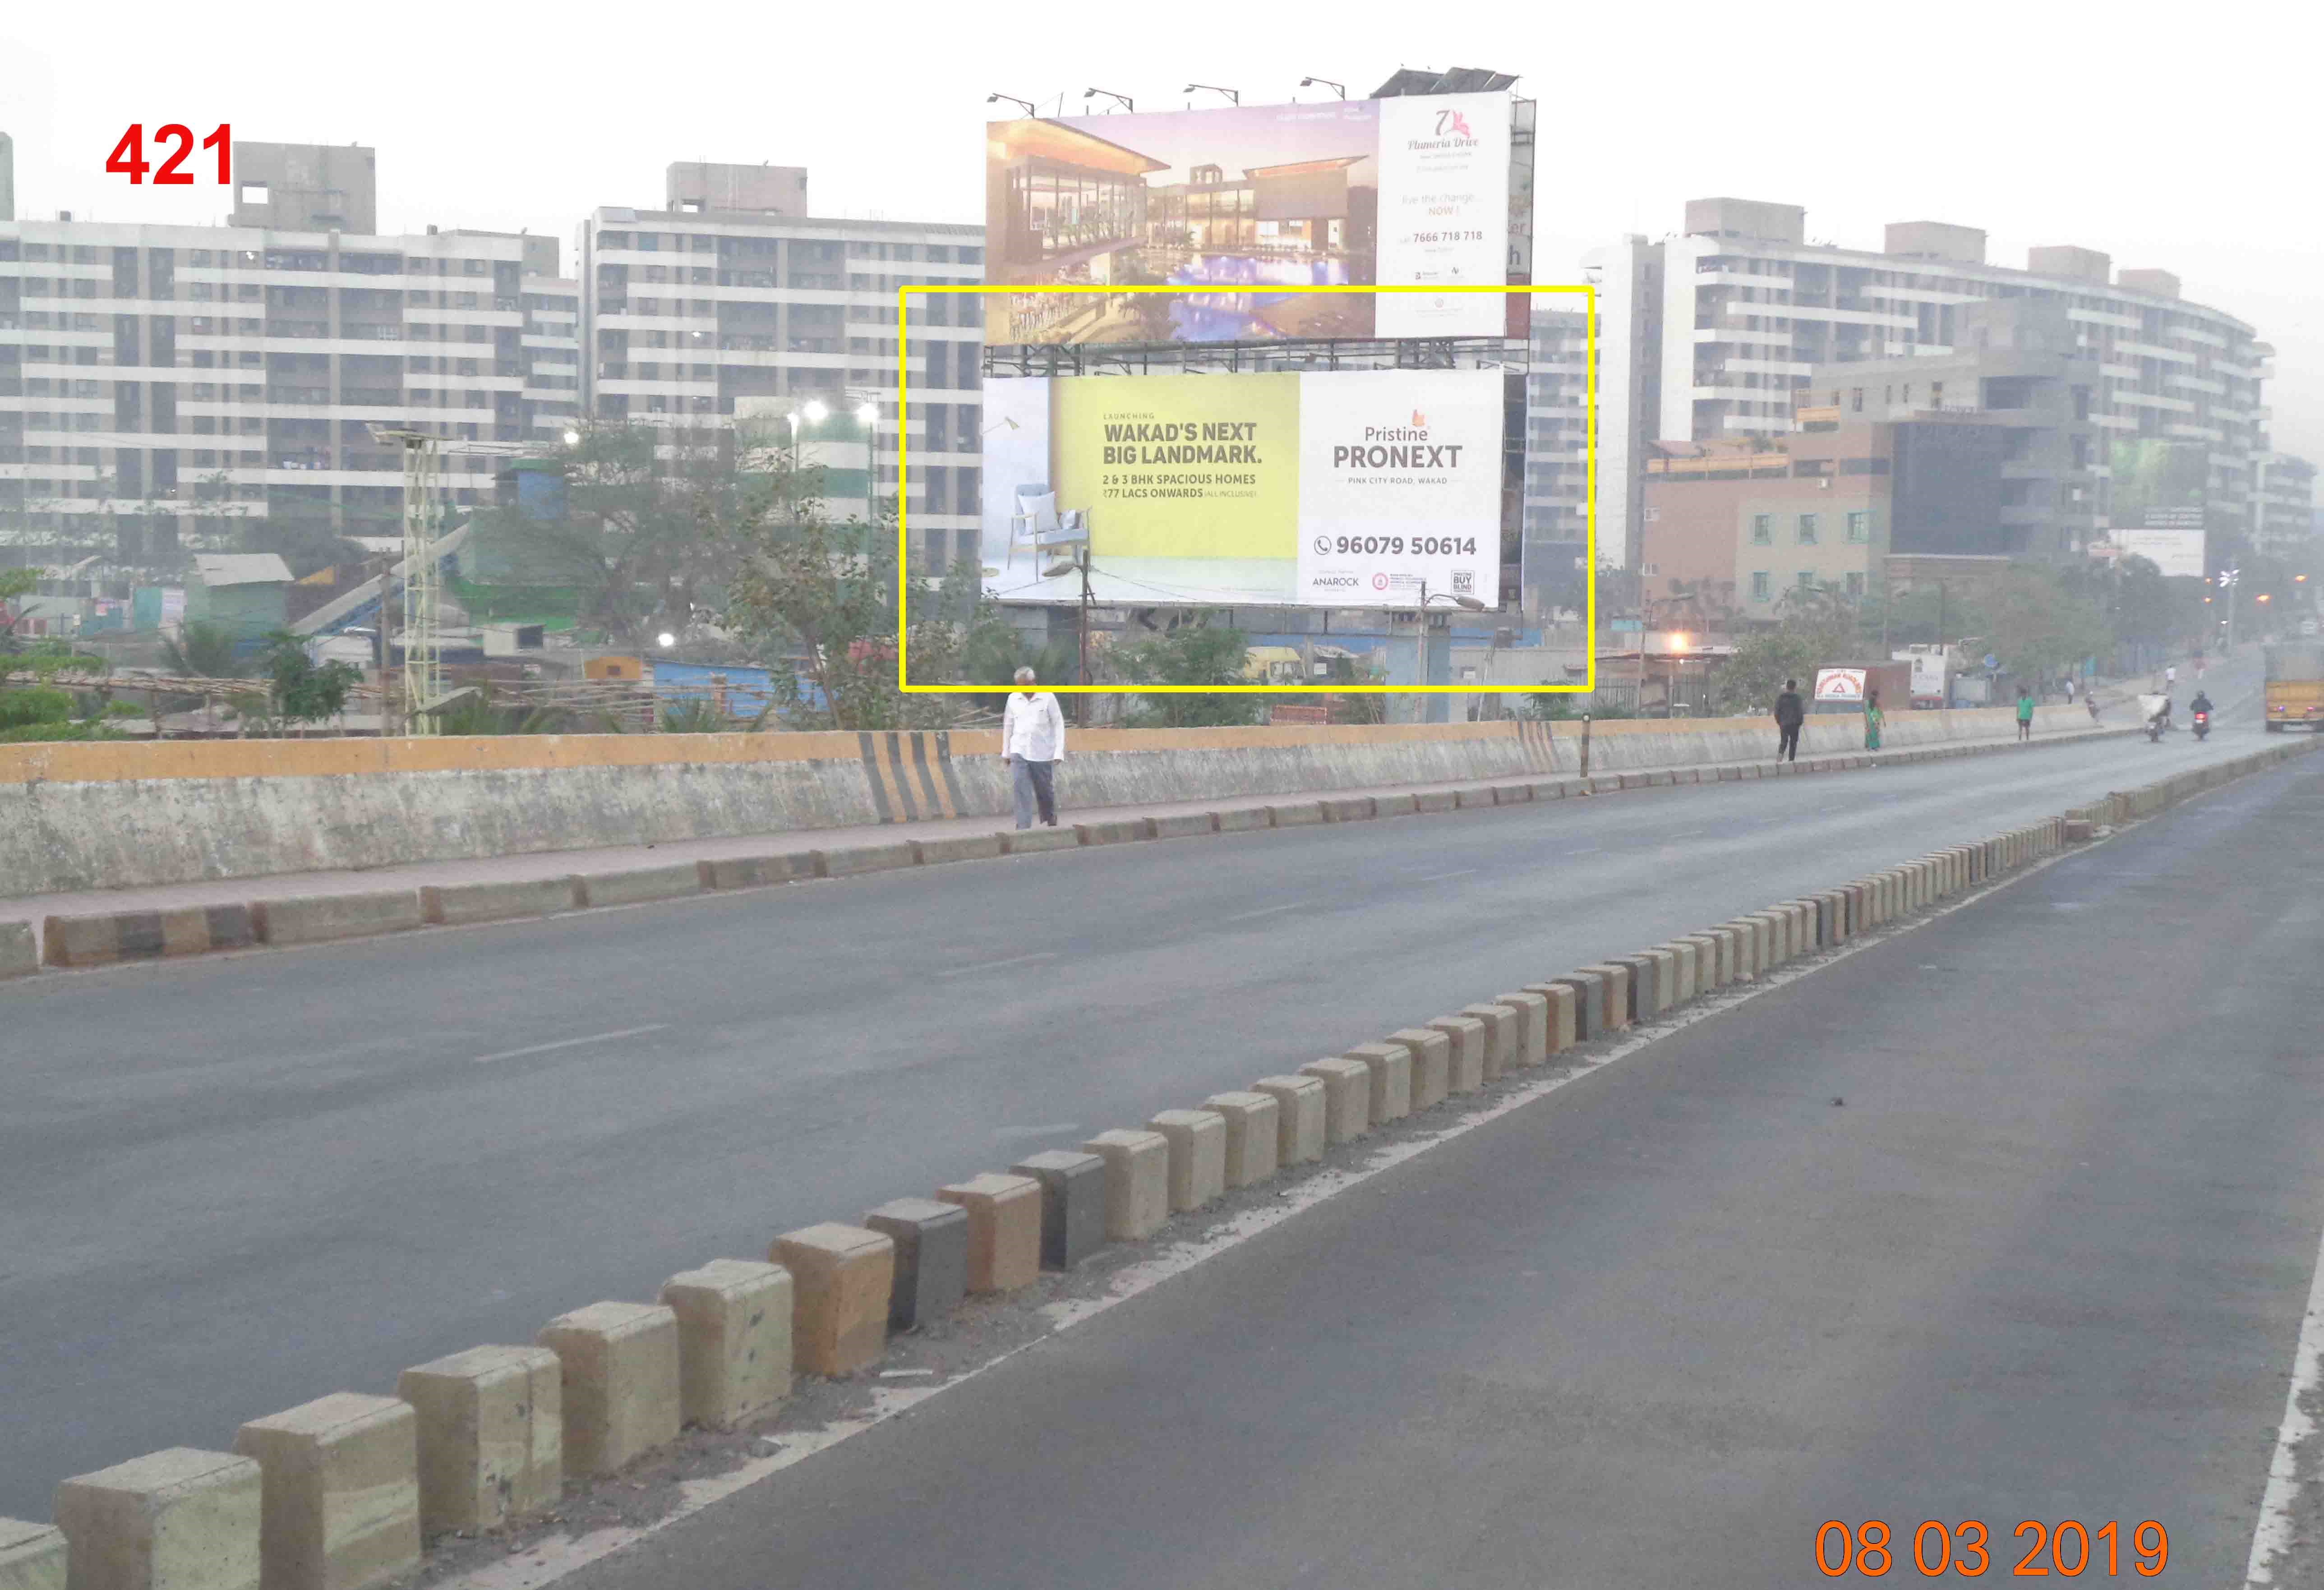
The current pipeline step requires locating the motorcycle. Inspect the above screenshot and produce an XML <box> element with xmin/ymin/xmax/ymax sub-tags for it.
<box><xmin>2193</xmin><ymin>709</ymin><xmax>2210</xmax><ymax>742</ymax></box>
<box><xmin>2139</xmin><ymin>693</ymin><xmax>2171</xmax><ymax>742</ymax></box>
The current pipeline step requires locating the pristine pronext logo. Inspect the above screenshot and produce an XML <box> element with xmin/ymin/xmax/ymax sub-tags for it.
<box><xmin>1333</xmin><ymin>417</ymin><xmax>1463</xmax><ymax>470</ymax></box>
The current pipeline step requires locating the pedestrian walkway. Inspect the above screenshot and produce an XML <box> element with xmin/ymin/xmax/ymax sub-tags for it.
<box><xmin>0</xmin><ymin>719</ymin><xmax>2133</xmax><ymax>931</ymax></box>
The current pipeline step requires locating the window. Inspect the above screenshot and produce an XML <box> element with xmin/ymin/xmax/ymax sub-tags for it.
<box><xmin>1845</xmin><ymin>572</ymin><xmax>1865</xmax><ymax>597</ymax></box>
<box><xmin>1798</xmin><ymin>571</ymin><xmax>1817</xmax><ymax>590</ymax></box>
<box><xmin>1750</xmin><ymin>513</ymin><xmax>1772</xmax><ymax>545</ymax></box>
<box><xmin>1846</xmin><ymin>511</ymin><xmax>1870</xmax><ymax>544</ymax></box>
<box><xmin>1797</xmin><ymin>513</ymin><xmax>1818</xmax><ymax>545</ymax></box>
<box><xmin>1849</xmin><ymin>387</ymin><xmax>1863</xmax><ymax>412</ymax></box>
<box><xmin>1929</xmin><ymin>381</ymin><xmax>1944</xmax><ymax>410</ymax></box>
<box><xmin>1751</xmin><ymin>571</ymin><xmax>1771</xmax><ymax>600</ymax></box>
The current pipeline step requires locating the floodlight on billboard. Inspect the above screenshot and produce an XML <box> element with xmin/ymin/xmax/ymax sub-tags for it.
<box><xmin>977</xmin><ymin>367</ymin><xmax>1504</xmax><ymax>609</ymax></box>
<box><xmin>983</xmin><ymin>94</ymin><xmax>1513</xmax><ymax>345</ymax></box>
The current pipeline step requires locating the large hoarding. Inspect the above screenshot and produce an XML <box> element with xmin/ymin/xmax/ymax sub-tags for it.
<box><xmin>980</xmin><ymin>368</ymin><xmax>1503</xmax><ymax>608</ymax></box>
<box><xmin>983</xmin><ymin>94</ymin><xmax>1511</xmax><ymax>344</ymax></box>
<box><xmin>2108</xmin><ymin>438</ymin><xmax>2209</xmax><ymax>576</ymax></box>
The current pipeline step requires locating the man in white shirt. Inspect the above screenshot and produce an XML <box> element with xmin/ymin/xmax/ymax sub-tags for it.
<box><xmin>1001</xmin><ymin>667</ymin><xmax>1066</xmax><ymax>830</ymax></box>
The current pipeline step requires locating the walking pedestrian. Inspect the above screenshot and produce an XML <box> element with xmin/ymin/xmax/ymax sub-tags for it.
<box><xmin>1773</xmin><ymin>677</ymin><xmax>1805</xmax><ymax>762</ymax></box>
<box><xmin>1864</xmin><ymin>689</ymin><xmax>1884</xmax><ymax>752</ymax></box>
<box><xmin>2015</xmin><ymin>684</ymin><xmax>2036</xmax><ymax>742</ymax></box>
<box><xmin>1002</xmin><ymin>666</ymin><xmax>1066</xmax><ymax>830</ymax></box>
<box><xmin>2064</xmin><ymin>676</ymin><xmax>2077</xmax><ymax>705</ymax></box>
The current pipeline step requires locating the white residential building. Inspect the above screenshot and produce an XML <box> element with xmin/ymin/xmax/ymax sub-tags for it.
<box><xmin>578</xmin><ymin>164</ymin><xmax>985</xmax><ymax>574</ymax></box>
<box><xmin>1585</xmin><ymin>198</ymin><xmax>2271</xmax><ymax>572</ymax></box>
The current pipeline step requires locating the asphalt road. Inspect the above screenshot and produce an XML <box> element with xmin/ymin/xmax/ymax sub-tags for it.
<box><xmin>0</xmin><ymin>656</ymin><xmax>2290</xmax><ymax>1512</ymax></box>
<box><xmin>561</xmin><ymin>728</ymin><xmax>2324</xmax><ymax>1590</ymax></box>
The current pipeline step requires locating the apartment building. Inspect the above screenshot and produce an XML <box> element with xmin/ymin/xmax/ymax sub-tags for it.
<box><xmin>2251</xmin><ymin>452</ymin><xmax>2315</xmax><ymax>557</ymax></box>
<box><xmin>578</xmin><ymin>163</ymin><xmax>985</xmax><ymax>573</ymax></box>
<box><xmin>1519</xmin><ymin>308</ymin><xmax>1589</xmax><ymax>613</ymax></box>
<box><xmin>0</xmin><ymin>149</ymin><xmax>581</xmax><ymax>587</ymax></box>
<box><xmin>1591</xmin><ymin>198</ymin><xmax>2270</xmax><ymax>574</ymax></box>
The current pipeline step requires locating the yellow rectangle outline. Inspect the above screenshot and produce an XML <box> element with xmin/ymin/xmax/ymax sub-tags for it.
<box><xmin>895</xmin><ymin>282</ymin><xmax>1595</xmax><ymax>694</ymax></box>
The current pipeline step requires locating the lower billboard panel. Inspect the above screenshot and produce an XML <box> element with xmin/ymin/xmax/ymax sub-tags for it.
<box><xmin>978</xmin><ymin>368</ymin><xmax>1502</xmax><ymax>609</ymax></box>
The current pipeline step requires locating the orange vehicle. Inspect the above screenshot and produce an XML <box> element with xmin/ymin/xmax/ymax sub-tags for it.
<box><xmin>2264</xmin><ymin>644</ymin><xmax>2324</xmax><ymax>731</ymax></box>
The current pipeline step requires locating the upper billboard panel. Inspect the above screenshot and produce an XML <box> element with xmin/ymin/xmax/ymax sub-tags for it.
<box><xmin>2108</xmin><ymin>438</ymin><xmax>2209</xmax><ymax>576</ymax></box>
<box><xmin>983</xmin><ymin>95</ymin><xmax>1511</xmax><ymax>344</ymax></box>
<box><xmin>979</xmin><ymin>368</ymin><xmax>1503</xmax><ymax>609</ymax></box>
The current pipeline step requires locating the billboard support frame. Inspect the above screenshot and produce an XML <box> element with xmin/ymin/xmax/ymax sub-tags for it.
<box><xmin>896</xmin><ymin>281</ymin><xmax>1595</xmax><ymax>694</ymax></box>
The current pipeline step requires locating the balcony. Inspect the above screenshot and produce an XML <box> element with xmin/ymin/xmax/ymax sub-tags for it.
<box><xmin>266</xmin><ymin>386</ymin><xmax>331</xmax><ymax>405</ymax></box>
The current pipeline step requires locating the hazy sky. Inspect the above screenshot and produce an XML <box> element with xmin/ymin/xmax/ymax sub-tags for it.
<box><xmin>6</xmin><ymin>2</ymin><xmax>2316</xmax><ymax>462</ymax></box>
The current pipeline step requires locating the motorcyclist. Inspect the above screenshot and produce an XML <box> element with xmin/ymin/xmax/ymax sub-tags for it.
<box><xmin>2149</xmin><ymin>693</ymin><xmax>2174</xmax><ymax>737</ymax></box>
<box><xmin>2190</xmin><ymin>689</ymin><xmax>2213</xmax><ymax>730</ymax></box>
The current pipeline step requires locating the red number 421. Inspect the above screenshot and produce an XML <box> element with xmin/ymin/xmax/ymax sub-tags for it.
<box><xmin>106</xmin><ymin>124</ymin><xmax>231</xmax><ymax>186</ymax></box>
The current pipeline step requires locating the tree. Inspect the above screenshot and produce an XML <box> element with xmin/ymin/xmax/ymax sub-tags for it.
<box><xmin>1113</xmin><ymin>622</ymin><xmax>1254</xmax><ymax>727</ymax></box>
<box><xmin>158</xmin><ymin>621</ymin><xmax>251</xmax><ymax>680</ymax></box>
<box><xmin>254</xmin><ymin>631</ymin><xmax>361</xmax><ymax>735</ymax></box>
<box><xmin>1976</xmin><ymin>566</ymin><xmax>2110</xmax><ymax>687</ymax></box>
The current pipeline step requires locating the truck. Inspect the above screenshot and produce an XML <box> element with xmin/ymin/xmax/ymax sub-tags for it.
<box><xmin>1892</xmin><ymin>645</ymin><xmax>1952</xmax><ymax>710</ymax></box>
<box><xmin>2265</xmin><ymin>644</ymin><xmax>2324</xmax><ymax>732</ymax></box>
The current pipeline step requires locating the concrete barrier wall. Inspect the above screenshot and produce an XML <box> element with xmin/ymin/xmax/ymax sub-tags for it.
<box><xmin>0</xmin><ymin>706</ymin><xmax>2094</xmax><ymax>897</ymax></box>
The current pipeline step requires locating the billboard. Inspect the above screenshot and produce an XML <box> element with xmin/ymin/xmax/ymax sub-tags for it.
<box><xmin>2108</xmin><ymin>438</ymin><xmax>2208</xmax><ymax>575</ymax></box>
<box><xmin>978</xmin><ymin>368</ymin><xmax>1503</xmax><ymax>608</ymax></box>
<box><xmin>984</xmin><ymin>94</ymin><xmax>1512</xmax><ymax>344</ymax></box>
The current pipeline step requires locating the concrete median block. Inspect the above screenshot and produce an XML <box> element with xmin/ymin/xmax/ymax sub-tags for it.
<box><xmin>1676</xmin><ymin>936</ymin><xmax>1722</xmax><ymax>990</ymax></box>
<box><xmin>910</xmin><ymin>833</ymin><xmax>1007</xmax><ymax>865</ymax></box>
<box><xmin>1003</xmin><ymin>825</ymin><xmax>1083</xmax><ymax>852</ymax></box>
<box><xmin>420</xmin><ymin>876</ymin><xmax>579</xmax><ymax>928</ymax></box>
<box><xmin>1542</xmin><ymin>973</ymin><xmax>1604</xmax><ymax>1041</ymax></box>
<box><xmin>1252</xmin><ymin>1075</ymin><xmax>1326</xmax><ymax>1165</ymax></box>
<box><xmin>771</xmin><ymin>1224</ymin><xmax>894</xmax><ymax>1377</ymax></box>
<box><xmin>659</xmin><ymin>1259</ymin><xmax>792</xmax><ymax>1430</ymax></box>
<box><xmin>1605</xmin><ymin>956</ymin><xmax>1658</xmax><ymax>1019</ymax></box>
<box><xmin>1298</xmin><ymin>1058</ymin><xmax>1372</xmax><ymax>1142</ymax></box>
<box><xmin>1457</xmin><ymin>1005</ymin><xmax>1519</xmax><ymax>1080</ymax></box>
<box><xmin>1647</xmin><ymin>947</ymin><xmax>1682</xmax><ymax>1007</ymax></box>
<box><xmin>253</xmin><ymin>890</ymin><xmax>424</xmax><ymax>947</ymax></box>
<box><xmin>861</xmin><ymin>1198</ymin><xmax>968</xmax><ymax>1331</ymax></box>
<box><xmin>2064</xmin><ymin>818</ymin><xmax>2093</xmax><ymax>843</ymax></box>
<box><xmin>1213</xmin><ymin>806</ymin><xmax>1273</xmax><ymax>833</ymax></box>
<box><xmin>936</xmin><ymin>1173</ymin><xmax>1043</xmax><ymax>1293</ymax></box>
<box><xmin>1576</xmin><ymin>963</ymin><xmax>1634</xmax><ymax>1028</ymax></box>
<box><xmin>1151</xmin><ymin>813</ymin><xmax>1217</xmax><ymax>839</ymax></box>
<box><xmin>55</xmin><ymin>1447</ymin><xmax>261</xmax><ymax>1590</ymax></box>
<box><xmin>1010</xmin><ymin>1150</ymin><xmax>1108</xmax><ymax>1270</ymax></box>
<box><xmin>1454</xmin><ymin>785</ymin><xmax>1497</xmax><ymax>808</ymax></box>
<box><xmin>0</xmin><ymin>1521</ymin><xmax>65</xmax><ymax>1590</ymax></box>
<box><xmin>1387</xmin><ymin>1027</ymin><xmax>1453</xmax><ymax>1108</ymax></box>
<box><xmin>815</xmin><ymin>840</ymin><xmax>919</xmax><ymax>877</ymax></box>
<box><xmin>1527</xmin><ymin>779</ymin><xmax>1572</xmax><ymax>800</ymax></box>
<box><xmin>1341</xmin><ymin>1044</ymin><xmax>1412</xmax><ymax>1123</ymax></box>
<box><xmin>1320</xmin><ymin>795</ymin><xmax>1375</xmax><ymax>822</ymax></box>
<box><xmin>1413</xmin><ymin>790</ymin><xmax>1457</xmax><ymax>813</ymax></box>
<box><xmin>1268</xmin><ymin>801</ymin><xmax>1327</xmax><ymax>827</ymax></box>
<box><xmin>1715</xmin><ymin>923</ymin><xmax>1755</xmax><ymax>979</ymax></box>
<box><xmin>1523</xmin><ymin>982</ymin><xmax>1578</xmax><ymax>1051</ymax></box>
<box><xmin>1423</xmin><ymin>1013</ymin><xmax>1489</xmax><ymax>1092</ymax></box>
<box><xmin>2</xmin><ymin>922</ymin><xmax>41</xmax><ymax>980</ymax></box>
<box><xmin>41</xmin><ymin>904</ymin><xmax>257</xmax><ymax>967</ymax></box>
<box><xmin>395</xmin><ymin>1345</ymin><xmax>560</xmax><ymax>1537</ymax></box>
<box><xmin>1073</xmin><ymin>817</ymin><xmax>1151</xmax><ymax>846</ymax></box>
<box><xmin>1651</xmin><ymin>946</ymin><xmax>1696</xmax><ymax>1005</ymax></box>
<box><xmin>1489</xmin><ymin>783</ymin><xmax>1533</xmax><ymax>804</ymax></box>
<box><xmin>1492</xmin><ymin>991</ymin><xmax>1551</xmax><ymax>1066</ymax></box>
<box><xmin>1202</xmin><ymin>1092</ymin><xmax>1282</xmax><ymax>1185</ymax></box>
<box><xmin>1079</xmin><ymin>1130</ymin><xmax>1171</xmax><ymax>1240</ymax></box>
<box><xmin>536</xmin><ymin>1302</ymin><xmax>680</xmax><ymax>1479</ymax></box>
<box><xmin>1147</xmin><ymin>1110</ymin><xmax>1228</xmax><ymax>1212</ymax></box>
<box><xmin>232</xmin><ymin>1392</ymin><xmax>419</xmax><ymax>1590</ymax></box>
<box><xmin>1373</xmin><ymin>793</ymin><xmax>1420</xmax><ymax>817</ymax></box>
<box><xmin>576</xmin><ymin>862</ymin><xmax>705</xmax><ymax>907</ymax></box>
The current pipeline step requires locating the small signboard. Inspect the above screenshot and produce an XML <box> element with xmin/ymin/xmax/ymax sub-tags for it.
<box><xmin>1813</xmin><ymin>667</ymin><xmax>1868</xmax><ymax>702</ymax></box>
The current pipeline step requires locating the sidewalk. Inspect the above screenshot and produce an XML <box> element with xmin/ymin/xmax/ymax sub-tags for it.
<box><xmin>1</xmin><ymin>721</ymin><xmax>2137</xmax><ymax>932</ymax></box>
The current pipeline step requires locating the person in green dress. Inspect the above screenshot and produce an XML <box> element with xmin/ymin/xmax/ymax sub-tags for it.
<box><xmin>2016</xmin><ymin>686</ymin><xmax>2036</xmax><ymax>741</ymax></box>
<box><xmin>1864</xmin><ymin>689</ymin><xmax>1884</xmax><ymax>751</ymax></box>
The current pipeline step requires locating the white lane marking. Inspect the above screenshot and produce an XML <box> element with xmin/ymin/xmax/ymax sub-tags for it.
<box><xmin>469</xmin><ymin>1025</ymin><xmax>667</xmax><ymax>1065</ymax></box>
<box><xmin>990</xmin><ymin>1122</ymin><xmax>1081</xmax><ymax>1142</ymax></box>
<box><xmin>2242</xmin><ymin>1217</ymin><xmax>2324</xmax><ymax>1584</ymax></box>
<box><xmin>936</xmin><ymin>952</ymin><xmax>1057</xmax><ymax>978</ymax></box>
<box><xmin>1226</xmin><ymin>902</ymin><xmax>1306</xmax><ymax>923</ymax></box>
<box><xmin>437</xmin><ymin>838</ymin><xmax>2092</xmax><ymax>1590</ymax></box>
<box><xmin>1669</xmin><ymin>830</ymin><xmax>1707</xmax><ymax>839</ymax></box>
<box><xmin>1565</xmin><ymin>846</ymin><xmax>1604</xmax><ymax>856</ymax></box>
<box><xmin>1418</xmin><ymin>869</ymin><xmax>1478</xmax><ymax>881</ymax></box>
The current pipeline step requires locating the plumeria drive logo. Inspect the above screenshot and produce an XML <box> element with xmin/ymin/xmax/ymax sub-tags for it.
<box><xmin>1434</xmin><ymin>109</ymin><xmax>1473</xmax><ymax>139</ymax></box>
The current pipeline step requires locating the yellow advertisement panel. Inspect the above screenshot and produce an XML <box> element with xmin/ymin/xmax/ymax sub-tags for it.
<box><xmin>1051</xmin><ymin>373</ymin><xmax>1301</xmax><ymax>561</ymax></box>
